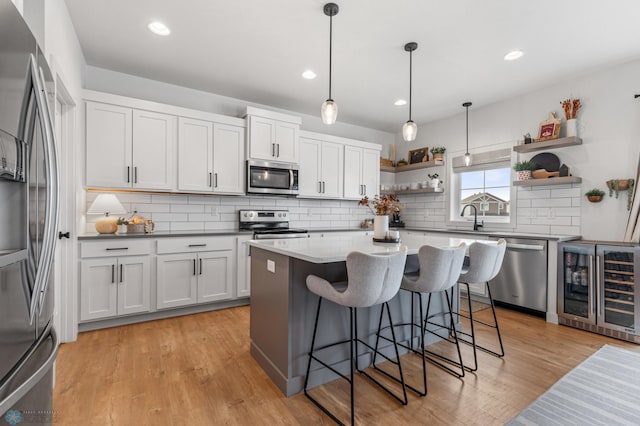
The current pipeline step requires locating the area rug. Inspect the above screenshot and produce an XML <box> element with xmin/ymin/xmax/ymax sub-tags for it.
<box><xmin>507</xmin><ymin>345</ymin><xmax>640</xmax><ymax>425</ymax></box>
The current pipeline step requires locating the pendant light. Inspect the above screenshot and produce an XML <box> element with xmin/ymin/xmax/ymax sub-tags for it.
<box><xmin>463</xmin><ymin>101</ymin><xmax>472</xmax><ymax>166</ymax></box>
<box><xmin>402</xmin><ymin>42</ymin><xmax>418</xmax><ymax>141</ymax></box>
<box><xmin>321</xmin><ymin>3</ymin><xmax>339</xmax><ymax>125</ymax></box>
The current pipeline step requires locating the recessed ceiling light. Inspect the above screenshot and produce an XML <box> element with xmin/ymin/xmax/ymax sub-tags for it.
<box><xmin>302</xmin><ymin>70</ymin><xmax>317</xmax><ymax>80</ymax></box>
<box><xmin>504</xmin><ymin>50</ymin><xmax>524</xmax><ymax>61</ymax></box>
<box><xmin>148</xmin><ymin>21</ymin><xmax>171</xmax><ymax>36</ymax></box>
<box><xmin>394</xmin><ymin>99</ymin><xmax>407</xmax><ymax>106</ymax></box>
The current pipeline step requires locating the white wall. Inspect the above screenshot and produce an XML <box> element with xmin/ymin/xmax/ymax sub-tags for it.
<box><xmin>387</xmin><ymin>58</ymin><xmax>640</xmax><ymax>241</ymax></box>
<box><xmin>84</xmin><ymin>65</ymin><xmax>395</xmax><ymax>146</ymax></box>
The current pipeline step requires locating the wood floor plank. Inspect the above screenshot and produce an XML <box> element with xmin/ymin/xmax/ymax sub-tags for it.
<box><xmin>53</xmin><ymin>306</ymin><xmax>639</xmax><ymax>425</ymax></box>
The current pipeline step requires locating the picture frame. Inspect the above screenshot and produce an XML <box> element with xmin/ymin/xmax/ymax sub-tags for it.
<box><xmin>409</xmin><ymin>147</ymin><xmax>429</xmax><ymax>164</ymax></box>
<box><xmin>537</xmin><ymin>112</ymin><xmax>561</xmax><ymax>142</ymax></box>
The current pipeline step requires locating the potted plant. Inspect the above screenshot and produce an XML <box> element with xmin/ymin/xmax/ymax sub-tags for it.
<box><xmin>396</xmin><ymin>158</ymin><xmax>408</xmax><ymax>167</ymax></box>
<box><xmin>359</xmin><ymin>195</ymin><xmax>403</xmax><ymax>239</ymax></box>
<box><xmin>606</xmin><ymin>179</ymin><xmax>635</xmax><ymax>210</ymax></box>
<box><xmin>427</xmin><ymin>173</ymin><xmax>441</xmax><ymax>188</ymax></box>
<box><xmin>513</xmin><ymin>161</ymin><xmax>537</xmax><ymax>181</ymax></box>
<box><xmin>430</xmin><ymin>146</ymin><xmax>446</xmax><ymax>161</ymax></box>
<box><xmin>585</xmin><ymin>188</ymin><xmax>605</xmax><ymax>203</ymax></box>
<box><xmin>116</xmin><ymin>217</ymin><xmax>129</xmax><ymax>234</ymax></box>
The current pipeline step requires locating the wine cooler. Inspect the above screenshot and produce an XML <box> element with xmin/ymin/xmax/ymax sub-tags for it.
<box><xmin>558</xmin><ymin>241</ymin><xmax>640</xmax><ymax>343</ymax></box>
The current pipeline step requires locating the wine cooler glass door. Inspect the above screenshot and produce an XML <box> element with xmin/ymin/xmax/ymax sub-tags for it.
<box><xmin>598</xmin><ymin>246</ymin><xmax>638</xmax><ymax>334</ymax></box>
<box><xmin>559</xmin><ymin>243</ymin><xmax>596</xmax><ymax>325</ymax></box>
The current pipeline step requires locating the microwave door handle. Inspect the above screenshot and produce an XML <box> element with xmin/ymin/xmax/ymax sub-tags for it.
<box><xmin>289</xmin><ymin>169</ymin><xmax>294</xmax><ymax>190</ymax></box>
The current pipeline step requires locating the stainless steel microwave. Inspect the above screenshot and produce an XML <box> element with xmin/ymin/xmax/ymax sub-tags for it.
<box><xmin>246</xmin><ymin>160</ymin><xmax>299</xmax><ymax>195</ymax></box>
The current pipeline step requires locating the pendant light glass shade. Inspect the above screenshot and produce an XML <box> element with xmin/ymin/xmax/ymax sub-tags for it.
<box><xmin>403</xmin><ymin>120</ymin><xmax>417</xmax><ymax>142</ymax></box>
<box><xmin>463</xmin><ymin>101</ymin><xmax>472</xmax><ymax>166</ymax></box>
<box><xmin>321</xmin><ymin>99</ymin><xmax>338</xmax><ymax>125</ymax></box>
<box><xmin>402</xmin><ymin>42</ymin><xmax>418</xmax><ymax>141</ymax></box>
<box><xmin>321</xmin><ymin>4</ymin><xmax>339</xmax><ymax>125</ymax></box>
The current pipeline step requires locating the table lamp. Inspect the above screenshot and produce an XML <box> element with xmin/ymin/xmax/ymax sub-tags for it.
<box><xmin>87</xmin><ymin>193</ymin><xmax>126</xmax><ymax>234</ymax></box>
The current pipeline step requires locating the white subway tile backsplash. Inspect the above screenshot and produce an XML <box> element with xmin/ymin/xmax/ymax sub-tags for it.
<box><xmin>549</xmin><ymin>225</ymin><xmax>581</xmax><ymax>235</ymax></box>
<box><xmin>551</xmin><ymin>188</ymin><xmax>581</xmax><ymax>198</ymax></box>
<box><xmin>171</xmin><ymin>222</ymin><xmax>205</xmax><ymax>231</ymax></box>
<box><xmin>152</xmin><ymin>194</ymin><xmax>188</xmax><ymax>204</ymax></box>
<box><xmin>171</xmin><ymin>204</ymin><xmax>205</xmax><ymax>213</ymax></box>
<box><xmin>152</xmin><ymin>213</ymin><xmax>189</xmax><ymax>222</ymax></box>
<box><xmin>531</xmin><ymin>198</ymin><xmax>572</xmax><ymax>208</ymax></box>
<box><xmin>189</xmin><ymin>195</ymin><xmax>220</xmax><ymax>205</ymax></box>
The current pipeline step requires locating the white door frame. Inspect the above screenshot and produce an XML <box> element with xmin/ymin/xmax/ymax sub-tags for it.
<box><xmin>53</xmin><ymin>68</ymin><xmax>78</xmax><ymax>343</ymax></box>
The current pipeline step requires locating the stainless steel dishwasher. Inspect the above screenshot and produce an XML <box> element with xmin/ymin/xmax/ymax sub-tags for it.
<box><xmin>488</xmin><ymin>237</ymin><xmax>548</xmax><ymax>315</ymax></box>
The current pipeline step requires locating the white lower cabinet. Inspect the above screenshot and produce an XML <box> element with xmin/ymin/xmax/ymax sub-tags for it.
<box><xmin>156</xmin><ymin>237</ymin><xmax>235</xmax><ymax>310</ymax></box>
<box><xmin>80</xmin><ymin>256</ymin><xmax>151</xmax><ymax>321</ymax></box>
<box><xmin>236</xmin><ymin>235</ymin><xmax>252</xmax><ymax>297</ymax></box>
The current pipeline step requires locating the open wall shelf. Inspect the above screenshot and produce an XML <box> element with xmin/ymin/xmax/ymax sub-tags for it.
<box><xmin>382</xmin><ymin>187</ymin><xmax>444</xmax><ymax>195</ymax></box>
<box><xmin>380</xmin><ymin>159</ymin><xmax>444</xmax><ymax>173</ymax></box>
<box><xmin>513</xmin><ymin>136</ymin><xmax>582</xmax><ymax>153</ymax></box>
<box><xmin>513</xmin><ymin>176</ymin><xmax>582</xmax><ymax>187</ymax></box>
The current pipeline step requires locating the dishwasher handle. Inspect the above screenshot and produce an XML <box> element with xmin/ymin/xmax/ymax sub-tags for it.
<box><xmin>505</xmin><ymin>242</ymin><xmax>545</xmax><ymax>251</ymax></box>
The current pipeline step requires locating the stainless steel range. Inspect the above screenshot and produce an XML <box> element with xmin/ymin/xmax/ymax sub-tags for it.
<box><xmin>239</xmin><ymin>210</ymin><xmax>309</xmax><ymax>239</ymax></box>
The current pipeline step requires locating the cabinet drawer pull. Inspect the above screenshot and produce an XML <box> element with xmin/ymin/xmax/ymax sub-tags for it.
<box><xmin>188</xmin><ymin>244</ymin><xmax>207</xmax><ymax>247</ymax></box>
<box><xmin>106</xmin><ymin>247</ymin><xmax>129</xmax><ymax>251</ymax></box>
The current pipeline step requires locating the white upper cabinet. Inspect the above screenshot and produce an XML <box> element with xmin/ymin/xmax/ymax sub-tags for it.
<box><xmin>178</xmin><ymin>118</ymin><xmax>244</xmax><ymax>194</ymax></box>
<box><xmin>86</xmin><ymin>102</ymin><xmax>132</xmax><ymax>189</ymax></box>
<box><xmin>178</xmin><ymin>117</ymin><xmax>213</xmax><ymax>192</ymax></box>
<box><xmin>212</xmin><ymin>123</ymin><xmax>245</xmax><ymax>194</ymax></box>
<box><xmin>85</xmin><ymin>101</ymin><xmax>176</xmax><ymax>191</ymax></box>
<box><xmin>132</xmin><ymin>110</ymin><xmax>177</xmax><ymax>190</ymax></box>
<box><xmin>246</xmin><ymin>107</ymin><xmax>301</xmax><ymax>164</ymax></box>
<box><xmin>343</xmin><ymin>146</ymin><xmax>380</xmax><ymax>200</ymax></box>
<box><xmin>299</xmin><ymin>136</ymin><xmax>343</xmax><ymax>198</ymax></box>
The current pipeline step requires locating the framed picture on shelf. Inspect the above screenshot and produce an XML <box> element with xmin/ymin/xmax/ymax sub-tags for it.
<box><xmin>537</xmin><ymin>112</ymin><xmax>561</xmax><ymax>142</ymax></box>
<box><xmin>409</xmin><ymin>147</ymin><xmax>429</xmax><ymax>164</ymax></box>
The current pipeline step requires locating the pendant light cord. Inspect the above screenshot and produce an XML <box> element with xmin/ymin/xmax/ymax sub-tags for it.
<box><xmin>328</xmin><ymin>14</ymin><xmax>333</xmax><ymax>100</ymax></box>
<box><xmin>465</xmin><ymin>104</ymin><xmax>469</xmax><ymax>152</ymax></box>
<box><xmin>409</xmin><ymin>49</ymin><xmax>413</xmax><ymax>121</ymax></box>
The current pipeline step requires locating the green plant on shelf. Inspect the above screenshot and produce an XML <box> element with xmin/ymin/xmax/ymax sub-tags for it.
<box><xmin>585</xmin><ymin>189</ymin><xmax>605</xmax><ymax>197</ymax></box>
<box><xmin>606</xmin><ymin>179</ymin><xmax>635</xmax><ymax>210</ymax></box>
<box><xmin>513</xmin><ymin>161</ymin><xmax>537</xmax><ymax>171</ymax></box>
<box><xmin>430</xmin><ymin>146</ymin><xmax>446</xmax><ymax>154</ymax></box>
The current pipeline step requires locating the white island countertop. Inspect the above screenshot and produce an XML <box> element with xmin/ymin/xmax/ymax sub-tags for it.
<box><xmin>248</xmin><ymin>234</ymin><xmax>492</xmax><ymax>263</ymax></box>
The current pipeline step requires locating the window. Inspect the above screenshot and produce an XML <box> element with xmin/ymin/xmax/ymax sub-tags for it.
<box><xmin>450</xmin><ymin>148</ymin><xmax>512</xmax><ymax>224</ymax></box>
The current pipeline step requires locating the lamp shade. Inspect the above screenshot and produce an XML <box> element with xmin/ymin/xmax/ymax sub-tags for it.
<box><xmin>87</xmin><ymin>194</ymin><xmax>126</xmax><ymax>216</ymax></box>
<box><xmin>87</xmin><ymin>194</ymin><xmax>126</xmax><ymax>234</ymax></box>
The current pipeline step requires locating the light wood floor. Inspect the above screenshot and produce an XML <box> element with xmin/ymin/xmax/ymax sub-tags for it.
<box><xmin>53</xmin><ymin>306</ymin><xmax>639</xmax><ymax>425</ymax></box>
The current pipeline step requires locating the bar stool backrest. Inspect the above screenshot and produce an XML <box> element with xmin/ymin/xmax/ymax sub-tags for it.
<box><xmin>402</xmin><ymin>243</ymin><xmax>466</xmax><ymax>293</ymax></box>
<box><xmin>344</xmin><ymin>246</ymin><xmax>408</xmax><ymax>308</ymax></box>
<box><xmin>460</xmin><ymin>239</ymin><xmax>507</xmax><ymax>283</ymax></box>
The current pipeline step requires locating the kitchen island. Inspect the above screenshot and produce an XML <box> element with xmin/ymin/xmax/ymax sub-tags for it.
<box><xmin>248</xmin><ymin>234</ymin><xmax>487</xmax><ymax>396</ymax></box>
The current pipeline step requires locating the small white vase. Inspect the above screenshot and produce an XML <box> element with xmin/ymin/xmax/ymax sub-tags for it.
<box><xmin>117</xmin><ymin>224</ymin><xmax>128</xmax><ymax>234</ymax></box>
<box><xmin>429</xmin><ymin>178</ymin><xmax>440</xmax><ymax>188</ymax></box>
<box><xmin>373</xmin><ymin>215</ymin><xmax>389</xmax><ymax>239</ymax></box>
<box><xmin>566</xmin><ymin>119</ymin><xmax>578</xmax><ymax>137</ymax></box>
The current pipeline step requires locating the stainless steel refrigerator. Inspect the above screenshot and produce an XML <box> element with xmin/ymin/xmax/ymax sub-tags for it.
<box><xmin>0</xmin><ymin>1</ymin><xmax>60</xmax><ymax>424</ymax></box>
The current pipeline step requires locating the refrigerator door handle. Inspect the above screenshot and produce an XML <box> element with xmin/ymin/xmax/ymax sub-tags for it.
<box><xmin>596</xmin><ymin>255</ymin><xmax>603</xmax><ymax>318</ymax></box>
<box><xmin>0</xmin><ymin>327</ymin><xmax>58</xmax><ymax>415</ymax></box>
<box><xmin>26</xmin><ymin>58</ymin><xmax>60</xmax><ymax>319</ymax></box>
<box><xmin>589</xmin><ymin>255</ymin><xmax>594</xmax><ymax>317</ymax></box>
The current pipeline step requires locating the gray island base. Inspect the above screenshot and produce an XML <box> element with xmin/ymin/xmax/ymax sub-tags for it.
<box><xmin>248</xmin><ymin>235</ymin><xmax>484</xmax><ymax>396</ymax></box>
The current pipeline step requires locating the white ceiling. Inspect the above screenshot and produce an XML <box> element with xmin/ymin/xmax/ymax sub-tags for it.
<box><xmin>64</xmin><ymin>0</ymin><xmax>640</xmax><ymax>133</ymax></box>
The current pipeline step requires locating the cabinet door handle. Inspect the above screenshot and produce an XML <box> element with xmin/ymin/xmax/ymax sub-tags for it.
<box><xmin>134</xmin><ymin>166</ymin><xmax>138</xmax><ymax>184</ymax></box>
<box><xmin>277</xmin><ymin>143</ymin><xmax>280</xmax><ymax>158</ymax></box>
<box><xmin>111</xmin><ymin>264</ymin><xmax>115</xmax><ymax>283</ymax></box>
<box><xmin>120</xmin><ymin>263</ymin><xmax>123</xmax><ymax>283</ymax></box>
<box><xmin>272</xmin><ymin>143</ymin><xmax>276</xmax><ymax>157</ymax></box>
<box><xmin>193</xmin><ymin>259</ymin><xmax>196</xmax><ymax>276</ymax></box>
<box><xmin>322</xmin><ymin>181</ymin><xmax>325</xmax><ymax>193</ymax></box>
<box><xmin>209</xmin><ymin>172</ymin><xmax>213</xmax><ymax>187</ymax></box>
<box><xmin>318</xmin><ymin>181</ymin><xmax>322</xmax><ymax>194</ymax></box>
<box><xmin>199</xmin><ymin>258</ymin><xmax>203</xmax><ymax>275</ymax></box>
<box><xmin>364</xmin><ymin>184</ymin><xmax>367</xmax><ymax>195</ymax></box>
<box><xmin>127</xmin><ymin>166</ymin><xmax>130</xmax><ymax>183</ymax></box>
<box><xmin>214</xmin><ymin>173</ymin><xmax>218</xmax><ymax>188</ymax></box>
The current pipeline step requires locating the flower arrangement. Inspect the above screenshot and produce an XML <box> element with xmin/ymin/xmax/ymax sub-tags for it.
<box><xmin>560</xmin><ymin>98</ymin><xmax>581</xmax><ymax>120</ymax></box>
<box><xmin>359</xmin><ymin>194</ymin><xmax>402</xmax><ymax>216</ymax></box>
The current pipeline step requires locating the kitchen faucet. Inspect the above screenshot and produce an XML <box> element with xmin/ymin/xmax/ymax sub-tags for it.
<box><xmin>460</xmin><ymin>204</ymin><xmax>483</xmax><ymax>231</ymax></box>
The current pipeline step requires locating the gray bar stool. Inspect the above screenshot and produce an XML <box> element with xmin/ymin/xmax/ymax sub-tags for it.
<box><xmin>456</xmin><ymin>239</ymin><xmax>507</xmax><ymax>371</ymax></box>
<box><xmin>304</xmin><ymin>247</ymin><xmax>408</xmax><ymax>426</ymax></box>
<box><xmin>373</xmin><ymin>243</ymin><xmax>467</xmax><ymax>396</ymax></box>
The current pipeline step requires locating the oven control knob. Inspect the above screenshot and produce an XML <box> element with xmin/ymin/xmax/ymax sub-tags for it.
<box><xmin>248</xmin><ymin>212</ymin><xmax>254</xmax><ymax>218</ymax></box>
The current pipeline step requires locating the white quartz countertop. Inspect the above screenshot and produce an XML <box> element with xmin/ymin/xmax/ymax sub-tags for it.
<box><xmin>248</xmin><ymin>234</ymin><xmax>491</xmax><ymax>263</ymax></box>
